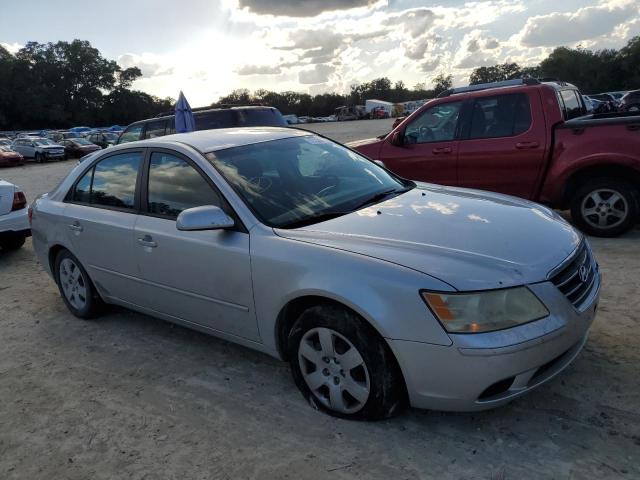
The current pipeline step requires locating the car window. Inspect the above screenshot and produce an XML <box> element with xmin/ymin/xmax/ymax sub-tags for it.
<box><xmin>236</xmin><ymin>108</ymin><xmax>287</xmax><ymax>127</ymax></box>
<box><xmin>195</xmin><ymin>110</ymin><xmax>236</xmax><ymax>130</ymax></box>
<box><xmin>72</xmin><ymin>168</ymin><xmax>93</xmax><ymax>203</ymax></box>
<box><xmin>147</xmin><ymin>152</ymin><xmax>221</xmax><ymax>219</ymax></box>
<box><xmin>144</xmin><ymin>119</ymin><xmax>167</xmax><ymax>139</ymax></box>
<box><xmin>84</xmin><ymin>152</ymin><xmax>142</xmax><ymax>209</ymax></box>
<box><xmin>559</xmin><ymin>90</ymin><xmax>584</xmax><ymax>120</ymax></box>
<box><xmin>118</xmin><ymin>124</ymin><xmax>143</xmax><ymax>144</ymax></box>
<box><xmin>404</xmin><ymin>102</ymin><xmax>462</xmax><ymax>144</ymax></box>
<box><xmin>468</xmin><ymin>93</ymin><xmax>531</xmax><ymax>139</ymax></box>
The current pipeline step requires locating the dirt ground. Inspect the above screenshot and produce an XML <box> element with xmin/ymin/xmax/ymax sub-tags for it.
<box><xmin>1</xmin><ymin>121</ymin><xmax>639</xmax><ymax>479</ymax></box>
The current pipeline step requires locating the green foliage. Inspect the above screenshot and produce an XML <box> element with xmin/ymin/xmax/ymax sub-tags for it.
<box><xmin>432</xmin><ymin>74</ymin><xmax>452</xmax><ymax>95</ymax></box>
<box><xmin>0</xmin><ymin>40</ymin><xmax>172</xmax><ymax>130</ymax></box>
<box><xmin>469</xmin><ymin>37</ymin><xmax>640</xmax><ymax>93</ymax></box>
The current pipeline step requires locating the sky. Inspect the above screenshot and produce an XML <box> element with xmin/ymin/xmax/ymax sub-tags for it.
<box><xmin>1</xmin><ymin>0</ymin><xmax>638</xmax><ymax>107</ymax></box>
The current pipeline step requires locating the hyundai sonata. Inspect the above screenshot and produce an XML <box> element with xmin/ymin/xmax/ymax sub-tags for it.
<box><xmin>31</xmin><ymin>127</ymin><xmax>600</xmax><ymax>419</ymax></box>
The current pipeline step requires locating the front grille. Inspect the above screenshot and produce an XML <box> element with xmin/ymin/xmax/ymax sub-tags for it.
<box><xmin>550</xmin><ymin>243</ymin><xmax>597</xmax><ymax>309</ymax></box>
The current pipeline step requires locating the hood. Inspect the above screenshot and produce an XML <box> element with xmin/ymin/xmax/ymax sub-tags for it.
<box><xmin>275</xmin><ymin>184</ymin><xmax>581</xmax><ymax>291</ymax></box>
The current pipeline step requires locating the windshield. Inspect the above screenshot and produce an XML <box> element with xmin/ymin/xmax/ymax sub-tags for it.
<box><xmin>34</xmin><ymin>139</ymin><xmax>55</xmax><ymax>145</ymax></box>
<box><xmin>73</xmin><ymin>138</ymin><xmax>92</xmax><ymax>145</ymax></box>
<box><xmin>206</xmin><ymin>135</ymin><xmax>409</xmax><ymax>228</ymax></box>
<box><xmin>103</xmin><ymin>133</ymin><xmax>118</xmax><ymax>141</ymax></box>
<box><xmin>0</xmin><ymin>146</ymin><xmax>13</xmax><ymax>152</ymax></box>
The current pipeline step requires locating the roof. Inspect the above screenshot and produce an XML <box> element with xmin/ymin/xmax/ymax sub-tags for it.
<box><xmin>141</xmin><ymin>127</ymin><xmax>312</xmax><ymax>153</ymax></box>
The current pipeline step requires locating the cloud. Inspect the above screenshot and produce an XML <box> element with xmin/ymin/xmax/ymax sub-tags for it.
<box><xmin>236</xmin><ymin>64</ymin><xmax>281</xmax><ymax>75</ymax></box>
<box><xmin>419</xmin><ymin>57</ymin><xmax>441</xmax><ymax>73</ymax></box>
<box><xmin>117</xmin><ymin>53</ymin><xmax>173</xmax><ymax>77</ymax></box>
<box><xmin>385</xmin><ymin>8</ymin><xmax>439</xmax><ymax>38</ymax></box>
<box><xmin>299</xmin><ymin>64</ymin><xmax>335</xmax><ymax>84</ymax></box>
<box><xmin>0</xmin><ymin>42</ymin><xmax>22</xmax><ymax>54</ymax></box>
<box><xmin>521</xmin><ymin>3</ymin><xmax>634</xmax><ymax>47</ymax></box>
<box><xmin>455</xmin><ymin>54</ymin><xmax>498</xmax><ymax>69</ymax></box>
<box><xmin>404</xmin><ymin>35</ymin><xmax>431</xmax><ymax>60</ymax></box>
<box><xmin>237</xmin><ymin>0</ymin><xmax>375</xmax><ymax>17</ymax></box>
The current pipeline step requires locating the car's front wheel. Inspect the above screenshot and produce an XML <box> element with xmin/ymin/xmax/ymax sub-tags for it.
<box><xmin>0</xmin><ymin>236</ymin><xmax>26</xmax><ymax>251</ymax></box>
<box><xmin>54</xmin><ymin>250</ymin><xmax>103</xmax><ymax>319</ymax></box>
<box><xmin>571</xmin><ymin>178</ymin><xmax>639</xmax><ymax>237</ymax></box>
<box><xmin>288</xmin><ymin>304</ymin><xmax>406</xmax><ymax>420</ymax></box>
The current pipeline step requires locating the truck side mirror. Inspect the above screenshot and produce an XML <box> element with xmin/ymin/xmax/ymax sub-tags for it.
<box><xmin>390</xmin><ymin>130</ymin><xmax>404</xmax><ymax>147</ymax></box>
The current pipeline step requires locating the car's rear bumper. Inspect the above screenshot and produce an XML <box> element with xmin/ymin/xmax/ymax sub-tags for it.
<box><xmin>0</xmin><ymin>207</ymin><xmax>30</xmax><ymax>238</ymax></box>
<box><xmin>388</xmin><ymin>277</ymin><xmax>600</xmax><ymax>411</ymax></box>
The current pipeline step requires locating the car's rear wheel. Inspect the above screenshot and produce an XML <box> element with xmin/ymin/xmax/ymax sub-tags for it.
<box><xmin>34</xmin><ymin>152</ymin><xmax>42</xmax><ymax>163</ymax></box>
<box><xmin>0</xmin><ymin>236</ymin><xmax>26</xmax><ymax>250</ymax></box>
<box><xmin>288</xmin><ymin>304</ymin><xmax>406</xmax><ymax>420</ymax></box>
<box><xmin>54</xmin><ymin>250</ymin><xmax>103</xmax><ymax>319</ymax></box>
<box><xmin>571</xmin><ymin>178</ymin><xmax>639</xmax><ymax>237</ymax></box>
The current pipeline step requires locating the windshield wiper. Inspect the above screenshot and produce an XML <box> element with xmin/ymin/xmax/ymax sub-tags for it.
<box><xmin>351</xmin><ymin>186</ymin><xmax>413</xmax><ymax>211</ymax></box>
<box><xmin>280</xmin><ymin>210</ymin><xmax>352</xmax><ymax>229</ymax></box>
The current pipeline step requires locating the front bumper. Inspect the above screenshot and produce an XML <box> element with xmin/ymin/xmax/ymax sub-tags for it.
<box><xmin>388</xmin><ymin>276</ymin><xmax>600</xmax><ymax>411</ymax></box>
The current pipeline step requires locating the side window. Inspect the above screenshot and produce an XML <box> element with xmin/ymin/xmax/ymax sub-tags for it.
<box><xmin>147</xmin><ymin>152</ymin><xmax>221</xmax><ymax>219</ymax></box>
<box><xmin>118</xmin><ymin>124</ymin><xmax>143</xmax><ymax>144</ymax></box>
<box><xmin>560</xmin><ymin>90</ymin><xmax>584</xmax><ymax>120</ymax></box>
<box><xmin>144</xmin><ymin>119</ymin><xmax>167</xmax><ymax>139</ymax></box>
<box><xmin>468</xmin><ymin>93</ymin><xmax>531</xmax><ymax>139</ymax></box>
<box><xmin>404</xmin><ymin>102</ymin><xmax>462</xmax><ymax>144</ymax></box>
<box><xmin>195</xmin><ymin>111</ymin><xmax>235</xmax><ymax>131</ymax></box>
<box><xmin>72</xmin><ymin>168</ymin><xmax>93</xmax><ymax>203</ymax></box>
<box><xmin>91</xmin><ymin>152</ymin><xmax>141</xmax><ymax>209</ymax></box>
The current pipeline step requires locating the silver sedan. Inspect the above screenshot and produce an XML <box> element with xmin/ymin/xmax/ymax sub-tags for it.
<box><xmin>31</xmin><ymin>127</ymin><xmax>600</xmax><ymax>419</ymax></box>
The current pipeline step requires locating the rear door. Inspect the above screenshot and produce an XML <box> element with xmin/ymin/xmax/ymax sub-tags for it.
<box><xmin>377</xmin><ymin>101</ymin><xmax>462</xmax><ymax>185</ymax></box>
<box><xmin>456</xmin><ymin>91</ymin><xmax>547</xmax><ymax>199</ymax></box>
<box><xmin>133</xmin><ymin>149</ymin><xmax>257</xmax><ymax>340</ymax></box>
<box><xmin>63</xmin><ymin>150</ymin><xmax>144</xmax><ymax>302</ymax></box>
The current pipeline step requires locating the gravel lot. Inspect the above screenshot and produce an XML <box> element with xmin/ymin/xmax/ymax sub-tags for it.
<box><xmin>1</xmin><ymin>120</ymin><xmax>638</xmax><ymax>479</ymax></box>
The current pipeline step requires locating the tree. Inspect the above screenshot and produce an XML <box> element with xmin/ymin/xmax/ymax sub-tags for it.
<box><xmin>469</xmin><ymin>62</ymin><xmax>522</xmax><ymax>85</ymax></box>
<box><xmin>432</xmin><ymin>73</ymin><xmax>452</xmax><ymax>95</ymax></box>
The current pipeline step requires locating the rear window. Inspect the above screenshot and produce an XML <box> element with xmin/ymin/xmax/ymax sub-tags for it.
<box><xmin>118</xmin><ymin>124</ymin><xmax>143</xmax><ymax>144</ymax></box>
<box><xmin>237</xmin><ymin>108</ymin><xmax>287</xmax><ymax>127</ymax></box>
<box><xmin>559</xmin><ymin>90</ymin><xmax>585</xmax><ymax>120</ymax></box>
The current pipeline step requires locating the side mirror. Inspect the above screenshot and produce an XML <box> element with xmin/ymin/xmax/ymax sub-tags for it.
<box><xmin>390</xmin><ymin>130</ymin><xmax>404</xmax><ymax>147</ymax></box>
<box><xmin>176</xmin><ymin>205</ymin><xmax>234</xmax><ymax>231</ymax></box>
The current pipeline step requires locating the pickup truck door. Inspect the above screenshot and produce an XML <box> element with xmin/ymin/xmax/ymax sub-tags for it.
<box><xmin>377</xmin><ymin>101</ymin><xmax>463</xmax><ymax>186</ymax></box>
<box><xmin>456</xmin><ymin>91</ymin><xmax>547</xmax><ymax>199</ymax></box>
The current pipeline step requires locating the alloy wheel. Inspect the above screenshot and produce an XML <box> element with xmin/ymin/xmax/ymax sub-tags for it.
<box><xmin>298</xmin><ymin>327</ymin><xmax>370</xmax><ymax>414</ymax></box>
<box><xmin>59</xmin><ymin>258</ymin><xmax>88</xmax><ymax>310</ymax></box>
<box><xmin>581</xmin><ymin>188</ymin><xmax>629</xmax><ymax>229</ymax></box>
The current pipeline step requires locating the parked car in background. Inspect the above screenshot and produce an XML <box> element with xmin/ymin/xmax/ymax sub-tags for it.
<box><xmin>0</xmin><ymin>139</ymin><xmax>14</xmax><ymax>147</ymax></box>
<box><xmin>589</xmin><ymin>93</ymin><xmax>619</xmax><ymax>110</ymax></box>
<box><xmin>86</xmin><ymin>131</ymin><xmax>119</xmax><ymax>149</ymax></box>
<box><xmin>31</xmin><ymin>127</ymin><xmax>600</xmax><ymax>419</ymax></box>
<box><xmin>584</xmin><ymin>95</ymin><xmax>614</xmax><ymax>114</ymax></box>
<box><xmin>582</xmin><ymin>95</ymin><xmax>594</xmax><ymax>113</ymax></box>
<box><xmin>117</xmin><ymin>106</ymin><xmax>287</xmax><ymax>144</ymax></box>
<box><xmin>60</xmin><ymin>138</ymin><xmax>102</xmax><ymax>159</ymax></box>
<box><xmin>11</xmin><ymin>137</ymin><xmax>65</xmax><ymax>162</ymax></box>
<box><xmin>0</xmin><ymin>179</ymin><xmax>30</xmax><ymax>250</ymax></box>
<box><xmin>0</xmin><ymin>145</ymin><xmax>24</xmax><ymax>167</ymax></box>
<box><xmin>351</xmin><ymin>79</ymin><xmax>640</xmax><ymax>237</ymax></box>
<box><xmin>619</xmin><ymin>90</ymin><xmax>640</xmax><ymax>112</ymax></box>
<box><xmin>370</xmin><ymin>107</ymin><xmax>390</xmax><ymax>119</ymax></box>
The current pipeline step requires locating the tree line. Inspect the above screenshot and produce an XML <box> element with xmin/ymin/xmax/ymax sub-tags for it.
<box><xmin>0</xmin><ymin>40</ymin><xmax>173</xmax><ymax>131</ymax></box>
<box><xmin>1</xmin><ymin>36</ymin><xmax>638</xmax><ymax>130</ymax></box>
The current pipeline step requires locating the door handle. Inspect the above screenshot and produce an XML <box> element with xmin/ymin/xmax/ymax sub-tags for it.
<box><xmin>432</xmin><ymin>147</ymin><xmax>452</xmax><ymax>154</ymax></box>
<box><xmin>137</xmin><ymin>235</ymin><xmax>157</xmax><ymax>248</ymax></box>
<box><xmin>515</xmin><ymin>141</ymin><xmax>539</xmax><ymax>149</ymax></box>
<box><xmin>68</xmin><ymin>221</ymin><xmax>83</xmax><ymax>232</ymax></box>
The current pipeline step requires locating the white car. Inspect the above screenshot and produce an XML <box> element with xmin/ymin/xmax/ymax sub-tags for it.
<box><xmin>0</xmin><ymin>179</ymin><xmax>30</xmax><ymax>250</ymax></box>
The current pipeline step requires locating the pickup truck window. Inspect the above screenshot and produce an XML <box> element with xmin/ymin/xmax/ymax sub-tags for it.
<box><xmin>559</xmin><ymin>90</ymin><xmax>585</xmax><ymax>120</ymax></box>
<box><xmin>468</xmin><ymin>93</ymin><xmax>531</xmax><ymax>139</ymax></box>
<box><xmin>404</xmin><ymin>101</ymin><xmax>462</xmax><ymax>144</ymax></box>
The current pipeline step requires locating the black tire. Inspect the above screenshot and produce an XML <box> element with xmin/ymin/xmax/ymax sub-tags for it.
<box><xmin>34</xmin><ymin>152</ymin><xmax>42</xmax><ymax>163</ymax></box>
<box><xmin>570</xmin><ymin>177</ymin><xmax>639</xmax><ymax>237</ymax></box>
<box><xmin>54</xmin><ymin>249</ymin><xmax>104</xmax><ymax>319</ymax></box>
<box><xmin>288</xmin><ymin>303</ymin><xmax>406</xmax><ymax>420</ymax></box>
<box><xmin>0</xmin><ymin>236</ymin><xmax>26</xmax><ymax>250</ymax></box>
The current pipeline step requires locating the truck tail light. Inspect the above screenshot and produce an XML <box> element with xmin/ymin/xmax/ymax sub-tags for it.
<box><xmin>12</xmin><ymin>191</ymin><xmax>27</xmax><ymax>211</ymax></box>
<box><xmin>28</xmin><ymin>205</ymin><xmax>33</xmax><ymax>225</ymax></box>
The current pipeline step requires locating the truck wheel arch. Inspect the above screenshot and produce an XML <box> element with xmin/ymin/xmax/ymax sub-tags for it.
<box><xmin>562</xmin><ymin>164</ymin><xmax>640</xmax><ymax>209</ymax></box>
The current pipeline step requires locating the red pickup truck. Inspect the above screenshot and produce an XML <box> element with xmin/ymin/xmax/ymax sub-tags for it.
<box><xmin>351</xmin><ymin>79</ymin><xmax>640</xmax><ymax>237</ymax></box>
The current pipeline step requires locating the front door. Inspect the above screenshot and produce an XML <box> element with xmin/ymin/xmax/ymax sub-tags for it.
<box><xmin>378</xmin><ymin>101</ymin><xmax>463</xmax><ymax>186</ymax></box>
<box><xmin>133</xmin><ymin>150</ymin><xmax>258</xmax><ymax>341</ymax></box>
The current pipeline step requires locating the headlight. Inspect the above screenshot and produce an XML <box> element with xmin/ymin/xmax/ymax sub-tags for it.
<box><xmin>421</xmin><ymin>287</ymin><xmax>549</xmax><ymax>334</ymax></box>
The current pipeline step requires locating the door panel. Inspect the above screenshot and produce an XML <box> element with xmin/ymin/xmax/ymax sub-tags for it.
<box><xmin>133</xmin><ymin>216</ymin><xmax>257</xmax><ymax>340</ymax></box>
<box><xmin>378</xmin><ymin>101</ymin><xmax>462</xmax><ymax>186</ymax></box>
<box><xmin>457</xmin><ymin>91</ymin><xmax>547</xmax><ymax>199</ymax></box>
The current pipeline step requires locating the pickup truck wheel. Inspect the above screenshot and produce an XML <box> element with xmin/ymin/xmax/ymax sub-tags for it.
<box><xmin>288</xmin><ymin>304</ymin><xmax>406</xmax><ymax>420</ymax></box>
<box><xmin>571</xmin><ymin>178</ymin><xmax>639</xmax><ymax>237</ymax></box>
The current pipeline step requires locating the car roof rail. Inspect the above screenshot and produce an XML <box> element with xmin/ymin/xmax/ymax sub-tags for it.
<box><xmin>154</xmin><ymin>103</ymin><xmax>270</xmax><ymax>117</ymax></box>
<box><xmin>437</xmin><ymin>78</ymin><xmax>541</xmax><ymax>98</ymax></box>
